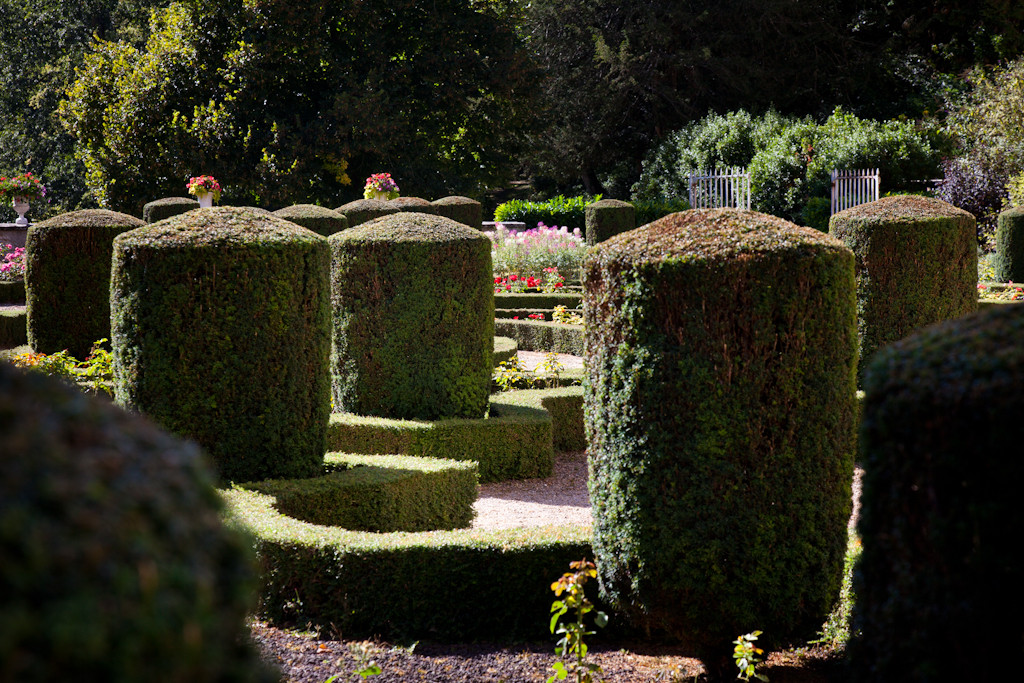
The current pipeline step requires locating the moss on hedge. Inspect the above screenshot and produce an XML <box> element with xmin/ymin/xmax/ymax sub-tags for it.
<box><xmin>330</xmin><ymin>213</ymin><xmax>493</xmax><ymax>420</ymax></box>
<box><xmin>0</xmin><ymin>361</ymin><xmax>273</xmax><ymax>682</ymax></box>
<box><xmin>111</xmin><ymin>207</ymin><xmax>331</xmax><ymax>483</ymax></box>
<box><xmin>432</xmin><ymin>195</ymin><xmax>482</xmax><ymax>229</ymax></box>
<box><xmin>242</xmin><ymin>453</ymin><xmax>478</xmax><ymax>532</ymax></box>
<box><xmin>26</xmin><ymin>209</ymin><xmax>144</xmax><ymax>358</ymax></box>
<box><xmin>585</xmin><ymin>198</ymin><xmax>635</xmax><ymax>245</ymax></box>
<box><xmin>224</xmin><ymin>485</ymin><xmax>591</xmax><ymax>641</ymax></box>
<box><xmin>851</xmin><ymin>304</ymin><xmax>1024</xmax><ymax>681</ymax></box>
<box><xmin>273</xmin><ymin>204</ymin><xmax>349</xmax><ymax>237</ymax></box>
<box><xmin>388</xmin><ymin>196</ymin><xmax>437</xmax><ymax>214</ymax></box>
<box><xmin>335</xmin><ymin>199</ymin><xmax>399</xmax><ymax>227</ymax></box>
<box><xmin>0</xmin><ymin>306</ymin><xmax>26</xmax><ymax>349</ymax></box>
<box><xmin>585</xmin><ymin>208</ymin><xmax>857</xmax><ymax>661</ymax></box>
<box><xmin>995</xmin><ymin>206</ymin><xmax>1024</xmax><ymax>283</ymax></box>
<box><xmin>142</xmin><ymin>196</ymin><xmax>199</xmax><ymax>223</ymax></box>
<box><xmin>494</xmin><ymin>319</ymin><xmax>585</xmax><ymax>355</ymax></box>
<box><xmin>829</xmin><ymin>195</ymin><xmax>977</xmax><ymax>376</ymax></box>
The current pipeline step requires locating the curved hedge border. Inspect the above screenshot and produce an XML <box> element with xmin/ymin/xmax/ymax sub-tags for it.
<box><xmin>327</xmin><ymin>387</ymin><xmax>584</xmax><ymax>481</ymax></box>
<box><xmin>0</xmin><ymin>306</ymin><xmax>26</xmax><ymax>348</ymax></box>
<box><xmin>225</xmin><ymin>487</ymin><xmax>591</xmax><ymax>641</ymax></box>
<box><xmin>242</xmin><ymin>453</ymin><xmax>477</xmax><ymax>532</ymax></box>
<box><xmin>494</xmin><ymin>319</ymin><xmax>585</xmax><ymax>356</ymax></box>
<box><xmin>494</xmin><ymin>335</ymin><xmax>518</xmax><ymax>366</ymax></box>
<box><xmin>0</xmin><ymin>278</ymin><xmax>24</xmax><ymax>304</ymax></box>
<box><xmin>496</xmin><ymin>291</ymin><xmax>582</xmax><ymax>309</ymax></box>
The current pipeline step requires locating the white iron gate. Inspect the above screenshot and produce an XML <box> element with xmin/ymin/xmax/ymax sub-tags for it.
<box><xmin>831</xmin><ymin>168</ymin><xmax>880</xmax><ymax>214</ymax></box>
<box><xmin>687</xmin><ymin>167</ymin><xmax>751</xmax><ymax>210</ymax></box>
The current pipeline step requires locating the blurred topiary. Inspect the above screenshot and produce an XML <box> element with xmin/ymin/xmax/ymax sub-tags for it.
<box><xmin>994</xmin><ymin>207</ymin><xmax>1024</xmax><ymax>282</ymax></box>
<box><xmin>111</xmin><ymin>207</ymin><xmax>330</xmax><ymax>483</ymax></box>
<box><xmin>584</xmin><ymin>208</ymin><xmax>857</xmax><ymax>670</ymax></box>
<box><xmin>584</xmin><ymin>198</ymin><xmax>634</xmax><ymax>245</ymax></box>
<box><xmin>272</xmin><ymin>203</ymin><xmax>349</xmax><ymax>237</ymax></box>
<box><xmin>330</xmin><ymin>213</ymin><xmax>493</xmax><ymax>420</ymax></box>
<box><xmin>432</xmin><ymin>196</ymin><xmax>482</xmax><ymax>229</ymax></box>
<box><xmin>142</xmin><ymin>197</ymin><xmax>198</xmax><ymax>223</ymax></box>
<box><xmin>851</xmin><ymin>304</ymin><xmax>1024</xmax><ymax>681</ymax></box>
<box><xmin>829</xmin><ymin>195</ymin><xmax>977</xmax><ymax>377</ymax></box>
<box><xmin>388</xmin><ymin>196</ymin><xmax>437</xmax><ymax>214</ymax></box>
<box><xmin>0</xmin><ymin>361</ymin><xmax>274</xmax><ymax>682</ymax></box>
<box><xmin>26</xmin><ymin>209</ymin><xmax>144</xmax><ymax>359</ymax></box>
<box><xmin>335</xmin><ymin>198</ymin><xmax>400</xmax><ymax>227</ymax></box>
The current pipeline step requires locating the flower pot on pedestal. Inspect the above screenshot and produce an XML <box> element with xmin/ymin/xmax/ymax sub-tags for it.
<box><xmin>12</xmin><ymin>196</ymin><xmax>29</xmax><ymax>226</ymax></box>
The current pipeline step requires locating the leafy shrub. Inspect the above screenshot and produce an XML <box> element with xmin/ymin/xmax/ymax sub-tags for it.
<box><xmin>26</xmin><ymin>209</ymin><xmax>144</xmax><ymax>359</ymax></box>
<box><xmin>852</xmin><ymin>304</ymin><xmax>1024</xmax><ymax>681</ymax></box>
<box><xmin>142</xmin><ymin>196</ymin><xmax>198</xmax><ymax>223</ymax></box>
<box><xmin>330</xmin><ymin>213</ymin><xmax>493</xmax><ymax>420</ymax></box>
<box><xmin>273</xmin><ymin>203</ymin><xmax>349</xmax><ymax>236</ymax></box>
<box><xmin>584</xmin><ymin>208</ymin><xmax>857</xmax><ymax>663</ymax></box>
<box><xmin>631</xmin><ymin>198</ymin><xmax>690</xmax><ymax>227</ymax></box>
<box><xmin>829</xmin><ymin>196</ymin><xmax>977</xmax><ymax>378</ymax></box>
<box><xmin>0</xmin><ymin>362</ymin><xmax>273</xmax><ymax>682</ymax></box>
<box><xmin>934</xmin><ymin>152</ymin><xmax>1009</xmax><ymax>238</ymax></box>
<box><xmin>494</xmin><ymin>194</ymin><xmax>599</xmax><ymax>232</ymax></box>
<box><xmin>111</xmin><ymin>207</ymin><xmax>331</xmax><ymax>483</ymax></box>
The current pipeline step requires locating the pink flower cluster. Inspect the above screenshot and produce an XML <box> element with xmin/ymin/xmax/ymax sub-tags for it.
<box><xmin>0</xmin><ymin>244</ymin><xmax>25</xmax><ymax>275</ymax></box>
<box><xmin>364</xmin><ymin>173</ymin><xmax>399</xmax><ymax>194</ymax></box>
<box><xmin>186</xmin><ymin>175</ymin><xmax>221</xmax><ymax>200</ymax></box>
<box><xmin>0</xmin><ymin>172</ymin><xmax>46</xmax><ymax>202</ymax></box>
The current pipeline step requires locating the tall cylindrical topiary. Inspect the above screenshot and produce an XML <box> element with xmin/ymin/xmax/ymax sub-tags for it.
<box><xmin>432</xmin><ymin>196</ymin><xmax>483</xmax><ymax>229</ymax></box>
<box><xmin>273</xmin><ymin>204</ymin><xmax>349</xmax><ymax>236</ymax></box>
<box><xmin>994</xmin><ymin>206</ymin><xmax>1024</xmax><ymax>283</ymax></box>
<box><xmin>585</xmin><ymin>198</ymin><xmax>635</xmax><ymax>245</ymax></box>
<box><xmin>0</xmin><ymin>362</ymin><xmax>274</xmax><ymax>682</ymax></box>
<box><xmin>336</xmin><ymin>198</ymin><xmax>400</xmax><ymax>227</ymax></box>
<box><xmin>26</xmin><ymin>209</ymin><xmax>144</xmax><ymax>358</ymax></box>
<box><xmin>389</xmin><ymin>196</ymin><xmax>437</xmax><ymax>214</ymax></box>
<box><xmin>852</xmin><ymin>305</ymin><xmax>1024</xmax><ymax>681</ymax></box>
<box><xmin>111</xmin><ymin>207</ymin><xmax>331</xmax><ymax>483</ymax></box>
<box><xmin>330</xmin><ymin>213</ymin><xmax>493</xmax><ymax>420</ymax></box>
<box><xmin>584</xmin><ymin>208</ymin><xmax>857</xmax><ymax>668</ymax></box>
<box><xmin>143</xmin><ymin>197</ymin><xmax>199</xmax><ymax>223</ymax></box>
<box><xmin>829</xmin><ymin>195</ymin><xmax>976</xmax><ymax>375</ymax></box>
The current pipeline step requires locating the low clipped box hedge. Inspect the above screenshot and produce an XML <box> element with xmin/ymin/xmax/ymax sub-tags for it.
<box><xmin>851</xmin><ymin>304</ymin><xmax>1024</xmax><ymax>681</ymax></box>
<box><xmin>142</xmin><ymin>196</ymin><xmax>198</xmax><ymax>223</ymax></box>
<box><xmin>994</xmin><ymin>206</ymin><xmax>1024</xmax><ymax>283</ymax></box>
<box><xmin>432</xmin><ymin>195</ymin><xmax>482</xmax><ymax>229</ymax></box>
<box><xmin>335</xmin><ymin>198</ymin><xmax>399</xmax><ymax>227</ymax></box>
<box><xmin>0</xmin><ymin>362</ymin><xmax>272</xmax><ymax>682</ymax></box>
<box><xmin>585</xmin><ymin>198</ymin><xmax>635</xmax><ymax>245</ymax></box>
<box><xmin>273</xmin><ymin>204</ymin><xmax>349</xmax><ymax>236</ymax></box>
<box><xmin>829</xmin><ymin>195</ymin><xmax>977</xmax><ymax>373</ymax></box>
<box><xmin>330</xmin><ymin>213</ymin><xmax>493</xmax><ymax>420</ymax></box>
<box><xmin>0</xmin><ymin>277</ymin><xmax>24</xmax><ymax>304</ymax></box>
<box><xmin>1</xmin><ymin>307</ymin><xmax>26</xmax><ymax>348</ymax></box>
<box><xmin>111</xmin><ymin>207</ymin><xmax>331</xmax><ymax>483</ymax></box>
<box><xmin>243</xmin><ymin>453</ymin><xmax>478</xmax><ymax>532</ymax></box>
<box><xmin>493</xmin><ymin>335</ymin><xmax>518</xmax><ymax>366</ymax></box>
<box><xmin>26</xmin><ymin>209</ymin><xmax>144</xmax><ymax>358</ymax></box>
<box><xmin>494</xmin><ymin>318</ymin><xmax>585</xmax><ymax>356</ymax></box>
<box><xmin>585</xmin><ymin>209</ymin><xmax>857</xmax><ymax>664</ymax></box>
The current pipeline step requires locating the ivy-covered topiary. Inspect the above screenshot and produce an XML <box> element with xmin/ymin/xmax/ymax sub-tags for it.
<box><xmin>852</xmin><ymin>304</ymin><xmax>1024</xmax><ymax>682</ymax></box>
<box><xmin>388</xmin><ymin>196</ymin><xmax>438</xmax><ymax>214</ymax></box>
<box><xmin>994</xmin><ymin>206</ymin><xmax>1024</xmax><ymax>283</ymax></box>
<box><xmin>335</xmin><ymin>198</ymin><xmax>399</xmax><ymax>227</ymax></box>
<box><xmin>584</xmin><ymin>208</ymin><xmax>857</xmax><ymax>666</ymax></box>
<box><xmin>329</xmin><ymin>213</ymin><xmax>493</xmax><ymax>420</ymax></box>
<box><xmin>26</xmin><ymin>209</ymin><xmax>144</xmax><ymax>359</ymax></box>
<box><xmin>273</xmin><ymin>204</ymin><xmax>349</xmax><ymax>237</ymax></box>
<box><xmin>829</xmin><ymin>195</ymin><xmax>977</xmax><ymax>375</ymax></box>
<box><xmin>111</xmin><ymin>207</ymin><xmax>331</xmax><ymax>483</ymax></box>
<box><xmin>0</xmin><ymin>361</ymin><xmax>274</xmax><ymax>682</ymax></box>
<box><xmin>142</xmin><ymin>196</ymin><xmax>198</xmax><ymax>223</ymax></box>
<box><xmin>585</xmin><ymin>198</ymin><xmax>635</xmax><ymax>245</ymax></box>
<box><xmin>432</xmin><ymin>196</ymin><xmax>482</xmax><ymax>229</ymax></box>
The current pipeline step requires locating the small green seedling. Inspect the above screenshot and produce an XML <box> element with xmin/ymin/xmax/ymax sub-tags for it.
<box><xmin>733</xmin><ymin>631</ymin><xmax>768</xmax><ymax>682</ymax></box>
<box><xmin>547</xmin><ymin>558</ymin><xmax>608</xmax><ymax>683</ymax></box>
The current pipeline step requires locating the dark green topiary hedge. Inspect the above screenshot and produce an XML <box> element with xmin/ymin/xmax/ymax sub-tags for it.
<box><xmin>335</xmin><ymin>198</ymin><xmax>399</xmax><ymax>227</ymax></box>
<box><xmin>0</xmin><ymin>277</ymin><xmax>24</xmax><ymax>304</ymax></box>
<box><xmin>495</xmin><ymin>291</ymin><xmax>582</xmax><ymax>309</ymax></box>
<box><xmin>829</xmin><ymin>195</ymin><xmax>977</xmax><ymax>376</ymax></box>
<box><xmin>142</xmin><ymin>196</ymin><xmax>198</xmax><ymax>223</ymax></box>
<box><xmin>26</xmin><ymin>209</ymin><xmax>144</xmax><ymax>359</ymax></box>
<box><xmin>330</xmin><ymin>213</ymin><xmax>493</xmax><ymax>420</ymax></box>
<box><xmin>432</xmin><ymin>195</ymin><xmax>482</xmax><ymax>229</ymax></box>
<box><xmin>494</xmin><ymin>318</ymin><xmax>585</xmax><ymax>356</ymax></box>
<box><xmin>994</xmin><ymin>206</ymin><xmax>1024</xmax><ymax>283</ymax></box>
<box><xmin>585</xmin><ymin>208</ymin><xmax>857</xmax><ymax>664</ymax></box>
<box><xmin>111</xmin><ymin>207</ymin><xmax>331</xmax><ymax>483</ymax></box>
<box><xmin>388</xmin><ymin>196</ymin><xmax>437</xmax><ymax>214</ymax></box>
<box><xmin>243</xmin><ymin>453</ymin><xmax>478</xmax><ymax>532</ymax></box>
<box><xmin>851</xmin><ymin>304</ymin><xmax>1024</xmax><ymax>681</ymax></box>
<box><xmin>0</xmin><ymin>307</ymin><xmax>26</xmax><ymax>349</ymax></box>
<box><xmin>585</xmin><ymin>198</ymin><xmax>635</xmax><ymax>245</ymax></box>
<box><xmin>273</xmin><ymin>204</ymin><xmax>349</xmax><ymax>236</ymax></box>
<box><xmin>0</xmin><ymin>361</ymin><xmax>273</xmax><ymax>682</ymax></box>
<box><xmin>493</xmin><ymin>335</ymin><xmax>518</xmax><ymax>366</ymax></box>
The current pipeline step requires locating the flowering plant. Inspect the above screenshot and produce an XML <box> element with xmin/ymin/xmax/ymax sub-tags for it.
<box><xmin>0</xmin><ymin>244</ymin><xmax>25</xmax><ymax>277</ymax></box>
<box><xmin>363</xmin><ymin>172</ymin><xmax>400</xmax><ymax>200</ymax></box>
<box><xmin>486</xmin><ymin>222</ymin><xmax>586</xmax><ymax>280</ymax></box>
<box><xmin>186</xmin><ymin>175</ymin><xmax>221</xmax><ymax>201</ymax></box>
<box><xmin>0</xmin><ymin>172</ymin><xmax>46</xmax><ymax>202</ymax></box>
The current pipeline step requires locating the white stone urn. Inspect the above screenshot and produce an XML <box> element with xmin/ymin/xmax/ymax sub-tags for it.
<box><xmin>12</xmin><ymin>196</ymin><xmax>29</xmax><ymax>226</ymax></box>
